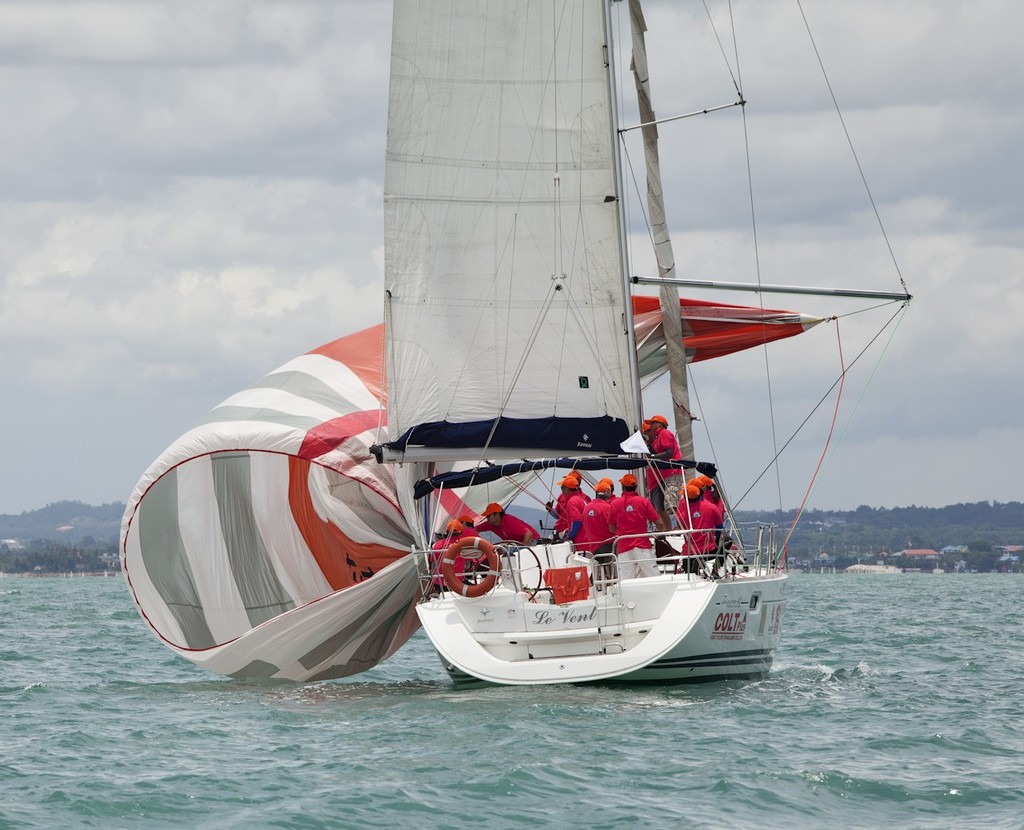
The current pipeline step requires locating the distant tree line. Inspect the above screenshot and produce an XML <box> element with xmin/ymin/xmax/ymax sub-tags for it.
<box><xmin>0</xmin><ymin>538</ymin><xmax>120</xmax><ymax>574</ymax></box>
<box><xmin>2</xmin><ymin>500</ymin><xmax>1022</xmax><ymax>575</ymax></box>
<box><xmin>735</xmin><ymin>501</ymin><xmax>1024</xmax><ymax>573</ymax></box>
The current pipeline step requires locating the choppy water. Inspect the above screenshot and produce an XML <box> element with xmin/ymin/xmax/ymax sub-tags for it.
<box><xmin>1</xmin><ymin>573</ymin><xmax>1021</xmax><ymax>829</ymax></box>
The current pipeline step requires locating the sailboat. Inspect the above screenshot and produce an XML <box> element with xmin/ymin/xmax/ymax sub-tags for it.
<box><xmin>119</xmin><ymin>0</ymin><xmax>910</xmax><ymax>684</ymax></box>
<box><xmin>374</xmin><ymin>0</ymin><xmax>909</xmax><ymax>686</ymax></box>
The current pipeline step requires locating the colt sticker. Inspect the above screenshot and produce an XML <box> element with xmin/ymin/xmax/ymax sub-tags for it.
<box><xmin>710</xmin><ymin>611</ymin><xmax>747</xmax><ymax>640</ymax></box>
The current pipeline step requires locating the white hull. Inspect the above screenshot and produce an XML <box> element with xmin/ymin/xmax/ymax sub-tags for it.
<box><xmin>416</xmin><ymin>543</ymin><xmax>787</xmax><ymax>686</ymax></box>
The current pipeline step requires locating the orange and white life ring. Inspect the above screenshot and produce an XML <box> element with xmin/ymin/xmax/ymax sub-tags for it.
<box><xmin>442</xmin><ymin>537</ymin><xmax>500</xmax><ymax>598</ymax></box>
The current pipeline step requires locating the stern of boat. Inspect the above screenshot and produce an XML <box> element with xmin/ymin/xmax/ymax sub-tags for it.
<box><xmin>414</xmin><ymin>536</ymin><xmax>787</xmax><ymax>686</ymax></box>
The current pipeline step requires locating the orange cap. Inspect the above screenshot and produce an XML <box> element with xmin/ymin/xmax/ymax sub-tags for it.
<box><xmin>482</xmin><ymin>502</ymin><xmax>503</xmax><ymax>517</ymax></box>
<box><xmin>595</xmin><ymin>478</ymin><xmax>613</xmax><ymax>493</ymax></box>
<box><xmin>458</xmin><ymin>515</ymin><xmax>474</xmax><ymax>524</ymax></box>
<box><xmin>446</xmin><ymin>519</ymin><xmax>463</xmax><ymax>532</ymax></box>
<box><xmin>558</xmin><ymin>477</ymin><xmax>579</xmax><ymax>489</ymax></box>
<box><xmin>649</xmin><ymin>414</ymin><xmax>668</xmax><ymax>426</ymax></box>
<box><xmin>619</xmin><ymin>473</ymin><xmax>638</xmax><ymax>487</ymax></box>
<box><xmin>685</xmin><ymin>483</ymin><xmax>702</xmax><ymax>500</ymax></box>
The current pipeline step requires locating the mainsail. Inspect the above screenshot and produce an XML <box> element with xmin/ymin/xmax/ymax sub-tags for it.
<box><xmin>383</xmin><ymin>0</ymin><xmax>637</xmax><ymax>459</ymax></box>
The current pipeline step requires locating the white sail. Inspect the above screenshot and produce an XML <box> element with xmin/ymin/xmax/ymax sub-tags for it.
<box><xmin>383</xmin><ymin>0</ymin><xmax>636</xmax><ymax>460</ymax></box>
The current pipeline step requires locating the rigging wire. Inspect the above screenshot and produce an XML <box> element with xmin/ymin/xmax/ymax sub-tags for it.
<box><xmin>377</xmin><ymin>297</ymin><xmax>390</xmax><ymax>444</ymax></box>
<box><xmin>779</xmin><ymin>301</ymin><xmax>911</xmax><ymax>565</ymax></box>
<box><xmin>795</xmin><ymin>0</ymin><xmax>909</xmax><ymax>295</ymax></box>
<box><xmin>732</xmin><ymin>300</ymin><xmax>909</xmax><ymax>510</ymax></box>
<box><xmin>778</xmin><ymin>318</ymin><xmax>847</xmax><ymax>567</ymax></box>
<box><xmin>720</xmin><ymin>0</ymin><xmax>786</xmax><ymax>518</ymax></box>
<box><xmin>790</xmin><ymin>299</ymin><xmax>911</xmax><ymax>511</ymax></box>
<box><xmin>701</xmin><ymin>0</ymin><xmax>743</xmax><ymax>100</ymax></box>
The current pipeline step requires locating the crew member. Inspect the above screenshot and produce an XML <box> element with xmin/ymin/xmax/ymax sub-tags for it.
<box><xmin>648</xmin><ymin>414</ymin><xmax>683</xmax><ymax>528</ymax></box>
<box><xmin>609</xmin><ymin>473</ymin><xmax>665</xmax><ymax>579</ymax></box>
<box><xmin>477</xmin><ymin>503</ymin><xmax>539</xmax><ymax>546</ymax></box>
<box><xmin>578</xmin><ymin>478</ymin><xmax>617</xmax><ymax>584</ymax></box>
<box><xmin>429</xmin><ymin>519</ymin><xmax>467</xmax><ymax>592</ymax></box>
<box><xmin>550</xmin><ymin>475</ymin><xmax>587</xmax><ymax>541</ymax></box>
<box><xmin>676</xmin><ymin>483</ymin><xmax>718</xmax><ymax>572</ymax></box>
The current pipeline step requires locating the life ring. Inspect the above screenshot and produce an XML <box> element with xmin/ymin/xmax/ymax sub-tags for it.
<box><xmin>441</xmin><ymin>537</ymin><xmax>500</xmax><ymax>598</ymax></box>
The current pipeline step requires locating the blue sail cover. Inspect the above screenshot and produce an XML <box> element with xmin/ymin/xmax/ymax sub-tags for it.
<box><xmin>413</xmin><ymin>457</ymin><xmax>719</xmax><ymax>500</ymax></box>
<box><xmin>388</xmin><ymin>415</ymin><xmax>630</xmax><ymax>458</ymax></box>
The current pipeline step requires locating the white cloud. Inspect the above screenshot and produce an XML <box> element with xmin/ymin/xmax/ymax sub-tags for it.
<box><xmin>0</xmin><ymin>0</ymin><xmax>1022</xmax><ymax>514</ymax></box>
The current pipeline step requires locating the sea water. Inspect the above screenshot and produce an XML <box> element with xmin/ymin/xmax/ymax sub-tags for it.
<box><xmin>1</xmin><ymin>573</ymin><xmax>1021</xmax><ymax>829</ymax></box>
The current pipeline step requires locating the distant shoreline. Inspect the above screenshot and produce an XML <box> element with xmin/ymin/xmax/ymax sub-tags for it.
<box><xmin>0</xmin><ymin>571</ymin><xmax>120</xmax><ymax>578</ymax></box>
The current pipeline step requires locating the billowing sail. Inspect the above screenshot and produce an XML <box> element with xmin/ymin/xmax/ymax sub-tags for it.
<box><xmin>383</xmin><ymin>0</ymin><xmax>636</xmax><ymax>459</ymax></box>
<box><xmin>120</xmin><ymin>327</ymin><xmax>422</xmax><ymax>682</ymax></box>
<box><xmin>634</xmin><ymin>296</ymin><xmax>824</xmax><ymax>381</ymax></box>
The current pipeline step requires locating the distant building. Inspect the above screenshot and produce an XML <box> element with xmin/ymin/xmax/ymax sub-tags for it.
<box><xmin>896</xmin><ymin>548</ymin><xmax>939</xmax><ymax>559</ymax></box>
<box><xmin>940</xmin><ymin>545</ymin><xmax>967</xmax><ymax>555</ymax></box>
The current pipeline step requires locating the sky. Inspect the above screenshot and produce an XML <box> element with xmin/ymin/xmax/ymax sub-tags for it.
<box><xmin>1</xmin><ymin>0</ymin><xmax>1021</xmax><ymax>516</ymax></box>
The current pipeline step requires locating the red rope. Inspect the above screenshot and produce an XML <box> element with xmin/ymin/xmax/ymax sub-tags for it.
<box><xmin>780</xmin><ymin>317</ymin><xmax>844</xmax><ymax>568</ymax></box>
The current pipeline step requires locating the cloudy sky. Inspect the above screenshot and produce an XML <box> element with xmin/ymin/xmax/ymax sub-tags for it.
<box><xmin>1</xmin><ymin>0</ymin><xmax>1021</xmax><ymax>516</ymax></box>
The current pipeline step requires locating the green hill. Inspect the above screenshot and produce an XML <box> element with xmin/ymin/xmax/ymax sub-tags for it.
<box><xmin>0</xmin><ymin>501</ymin><xmax>123</xmax><ymax>545</ymax></box>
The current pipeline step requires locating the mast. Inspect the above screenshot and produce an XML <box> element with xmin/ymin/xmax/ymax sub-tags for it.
<box><xmin>626</xmin><ymin>0</ymin><xmax>696</xmax><ymax>461</ymax></box>
<box><xmin>604</xmin><ymin>0</ymin><xmax>644</xmax><ymax>432</ymax></box>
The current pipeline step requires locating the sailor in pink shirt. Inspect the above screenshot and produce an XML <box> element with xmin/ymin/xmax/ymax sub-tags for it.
<box><xmin>430</xmin><ymin>519</ymin><xmax>467</xmax><ymax>591</ymax></box>
<box><xmin>546</xmin><ymin>470</ymin><xmax>581</xmax><ymax>530</ymax></box>
<box><xmin>458</xmin><ymin>515</ymin><xmax>481</xmax><ymax>539</ymax></box>
<box><xmin>608</xmin><ymin>474</ymin><xmax>666</xmax><ymax>579</ymax></box>
<box><xmin>676</xmin><ymin>482</ymin><xmax>718</xmax><ymax>558</ymax></box>
<box><xmin>551</xmin><ymin>476</ymin><xmax>587</xmax><ymax>541</ymax></box>
<box><xmin>692</xmin><ymin>477</ymin><xmax>724</xmax><ymax>537</ymax></box>
<box><xmin>477</xmin><ymin>503</ymin><xmax>539</xmax><ymax>546</ymax></box>
<box><xmin>576</xmin><ymin>478</ymin><xmax>616</xmax><ymax>556</ymax></box>
<box><xmin>648</xmin><ymin>414</ymin><xmax>683</xmax><ymax>527</ymax></box>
